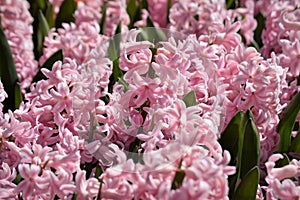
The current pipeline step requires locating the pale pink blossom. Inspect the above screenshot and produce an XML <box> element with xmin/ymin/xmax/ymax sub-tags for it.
<box><xmin>74</xmin><ymin>170</ymin><xmax>100</xmax><ymax>199</ymax></box>
<box><xmin>0</xmin><ymin>0</ymin><xmax>38</xmax><ymax>92</ymax></box>
<box><xmin>148</xmin><ymin>0</ymin><xmax>170</xmax><ymax>27</ymax></box>
<box><xmin>14</xmin><ymin>164</ymin><xmax>49</xmax><ymax>199</ymax></box>
<box><xmin>264</xmin><ymin>154</ymin><xmax>300</xmax><ymax>199</ymax></box>
<box><xmin>0</xmin><ymin>163</ymin><xmax>17</xmax><ymax>199</ymax></box>
<box><xmin>103</xmin><ymin>0</ymin><xmax>130</xmax><ymax>36</ymax></box>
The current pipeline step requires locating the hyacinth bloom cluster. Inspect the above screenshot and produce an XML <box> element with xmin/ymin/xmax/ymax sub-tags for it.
<box><xmin>0</xmin><ymin>0</ymin><xmax>299</xmax><ymax>199</ymax></box>
<box><xmin>0</xmin><ymin>0</ymin><xmax>38</xmax><ymax>92</ymax></box>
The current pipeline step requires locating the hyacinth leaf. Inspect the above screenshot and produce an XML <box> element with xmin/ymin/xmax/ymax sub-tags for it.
<box><xmin>0</xmin><ymin>24</ymin><xmax>20</xmax><ymax>112</ymax></box>
<box><xmin>37</xmin><ymin>10</ymin><xmax>50</xmax><ymax>56</ymax></box>
<box><xmin>228</xmin><ymin>173</ymin><xmax>238</xmax><ymax>199</ymax></box>
<box><xmin>170</xmin><ymin>159</ymin><xmax>185</xmax><ymax>190</ymax></box>
<box><xmin>253</xmin><ymin>12</ymin><xmax>265</xmax><ymax>49</ymax></box>
<box><xmin>232</xmin><ymin>166</ymin><xmax>259</xmax><ymax>200</ymax></box>
<box><xmin>171</xmin><ymin>170</ymin><xmax>185</xmax><ymax>190</ymax></box>
<box><xmin>108</xmin><ymin>23</ymin><xmax>123</xmax><ymax>83</ymax></box>
<box><xmin>148</xmin><ymin>64</ymin><xmax>157</xmax><ymax>79</ymax></box>
<box><xmin>99</xmin><ymin>2</ymin><xmax>107</xmax><ymax>34</ymax></box>
<box><xmin>13</xmin><ymin>173</ymin><xmax>23</xmax><ymax>185</ymax></box>
<box><xmin>277</xmin><ymin>92</ymin><xmax>300</xmax><ymax>153</ymax></box>
<box><xmin>289</xmin><ymin>131</ymin><xmax>300</xmax><ymax>153</ymax></box>
<box><xmin>108</xmin><ymin>22</ymin><xmax>122</xmax><ymax>61</ymax></box>
<box><xmin>127</xmin><ymin>0</ymin><xmax>137</xmax><ymax>27</ymax></box>
<box><xmin>28</xmin><ymin>0</ymin><xmax>47</xmax><ymax>15</ymax></box>
<box><xmin>111</xmin><ymin>67</ymin><xmax>121</xmax><ymax>89</ymax></box>
<box><xmin>31</xmin><ymin>49</ymin><xmax>63</xmax><ymax>83</ymax></box>
<box><xmin>240</xmin><ymin>110</ymin><xmax>260</xmax><ymax>179</ymax></box>
<box><xmin>95</xmin><ymin>165</ymin><xmax>103</xmax><ymax>180</ymax></box>
<box><xmin>275</xmin><ymin>153</ymin><xmax>290</xmax><ymax>168</ymax></box>
<box><xmin>118</xmin><ymin>76</ymin><xmax>128</xmax><ymax>92</ymax></box>
<box><xmin>55</xmin><ymin>0</ymin><xmax>76</xmax><ymax>28</ymax></box>
<box><xmin>219</xmin><ymin>111</ymin><xmax>244</xmax><ymax>166</ymax></box>
<box><xmin>140</xmin><ymin>18</ymin><xmax>167</xmax><ymax>44</ymax></box>
<box><xmin>72</xmin><ymin>193</ymin><xmax>77</xmax><ymax>200</ymax></box>
<box><xmin>167</xmin><ymin>0</ymin><xmax>172</xmax><ymax>23</ymax></box>
<box><xmin>38</xmin><ymin>10</ymin><xmax>50</xmax><ymax>37</ymax></box>
<box><xmin>226</xmin><ymin>0</ymin><xmax>236</xmax><ymax>9</ymax></box>
<box><xmin>14</xmin><ymin>83</ymin><xmax>23</xmax><ymax>109</ymax></box>
<box><xmin>183</xmin><ymin>90</ymin><xmax>197</xmax><ymax>107</ymax></box>
<box><xmin>45</xmin><ymin>3</ymin><xmax>55</xmax><ymax>29</ymax></box>
<box><xmin>236</xmin><ymin>110</ymin><xmax>250</xmax><ymax>179</ymax></box>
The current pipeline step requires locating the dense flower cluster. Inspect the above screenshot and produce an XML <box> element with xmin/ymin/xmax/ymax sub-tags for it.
<box><xmin>0</xmin><ymin>0</ymin><xmax>299</xmax><ymax>199</ymax></box>
<box><xmin>0</xmin><ymin>0</ymin><xmax>38</xmax><ymax>92</ymax></box>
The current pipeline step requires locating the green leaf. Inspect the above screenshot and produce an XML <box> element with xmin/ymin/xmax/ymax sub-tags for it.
<box><xmin>95</xmin><ymin>165</ymin><xmax>103</xmax><ymax>179</ymax></box>
<box><xmin>219</xmin><ymin>111</ymin><xmax>244</xmax><ymax>166</ymax></box>
<box><xmin>13</xmin><ymin>173</ymin><xmax>23</xmax><ymax>185</ymax></box>
<box><xmin>277</xmin><ymin>92</ymin><xmax>300</xmax><ymax>152</ymax></box>
<box><xmin>171</xmin><ymin>159</ymin><xmax>185</xmax><ymax>190</ymax></box>
<box><xmin>99</xmin><ymin>3</ymin><xmax>107</xmax><ymax>34</ymax></box>
<box><xmin>55</xmin><ymin>0</ymin><xmax>76</xmax><ymax>28</ymax></box>
<box><xmin>28</xmin><ymin>0</ymin><xmax>47</xmax><ymax>16</ymax></box>
<box><xmin>253</xmin><ymin>12</ymin><xmax>265</xmax><ymax>49</ymax></box>
<box><xmin>171</xmin><ymin>170</ymin><xmax>185</xmax><ymax>190</ymax></box>
<box><xmin>37</xmin><ymin>10</ymin><xmax>50</xmax><ymax>56</ymax></box>
<box><xmin>275</xmin><ymin>153</ymin><xmax>290</xmax><ymax>168</ymax></box>
<box><xmin>108</xmin><ymin>22</ymin><xmax>123</xmax><ymax>82</ymax></box>
<box><xmin>38</xmin><ymin>10</ymin><xmax>50</xmax><ymax>37</ymax></box>
<box><xmin>140</xmin><ymin>19</ymin><xmax>167</xmax><ymax>44</ymax></box>
<box><xmin>226</xmin><ymin>0</ymin><xmax>237</xmax><ymax>9</ymax></box>
<box><xmin>45</xmin><ymin>3</ymin><xmax>55</xmax><ymax>29</ymax></box>
<box><xmin>14</xmin><ymin>83</ymin><xmax>23</xmax><ymax>109</ymax></box>
<box><xmin>148</xmin><ymin>64</ymin><xmax>156</xmax><ymax>79</ymax></box>
<box><xmin>71</xmin><ymin>193</ymin><xmax>77</xmax><ymax>200</ymax></box>
<box><xmin>167</xmin><ymin>0</ymin><xmax>172</xmax><ymax>23</ymax></box>
<box><xmin>107</xmin><ymin>22</ymin><xmax>122</xmax><ymax>60</ymax></box>
<box><xmin>31</xmin><ymin>49</ymin><xmax>63</xmax><ymax>83</ymax></box>
<box><xmin>236</xmin><ymin>110</ymin><xmax>251</xmax><ymax>180</ymax></box>
<box><xmin>0</xmin><ymin>24</ymin><xmax>20</xmax><ymax>112</ymax></box>
<box><xmin>240</xmin><ymin>110</ymin><xmax>260</xmax><ymax>179</ymax></box>
<box><xmin>118</xmin><ymin>77</ymin><xmax>128</xmax><ymax>92</ymax></box>
<box><xmin>221</xmin><ymin>110</ymin><xmax>260</xmax><ymax>195</ymax></box>
<box><xmin>183</xmin><ymin>90</ymin><xmax>197</xmax><ymax>107</ymax></box>
<box><xmin>228</xmin><ymin>173</ymin><xmax>238</xmax><ymax>199</ymax></box>
<box><xmin>289</xmin><ymin>131</ymin><xmax>300</xmax><ymax>153</ymax></box>
<box><xmin>232</xmin><ymin>166</ymin><xmax>259</xmax><ymax>200</ymax></box>
<box><xmin>27</xmin><ymin>0</ymin><xmax>48</xmax><ymax>59</ymax></box>
<box><xmin>127</xmin><ymin>0</ymin><xmax>137</xmax><ymax>28</ymax></box>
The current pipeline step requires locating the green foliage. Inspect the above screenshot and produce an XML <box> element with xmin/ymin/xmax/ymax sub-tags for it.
<box><xmin>0</xmin><ymin>24</ymin><xmax>22</xmax><ymax>112</ymax></box>
<box><xmin>289</xmin><ymin>131</ymin><xmax>300</xmax><ymax>153</ymax></box>
<box><xmin>127</xmin><ymin>0</ymin><xmax>137</xmax><ymax>28</ymax></box>
<box><xmin>108</xmin><ymin>22</ymin><xmax>123</xmax><ymax>84</ymax></box>
<box><xmin>55</xmin><ymin>0</ymin><xmax>76</xmax><ymax>28</ymax></box>
<box><xmin>183</xmin><ymin>90</ymin><xmax>197</xmax><ymax>107</ymax></box>
<box><xmin>240</xmin><ymin>110</ymin><xmax>260</xmax><ymax>179</ymax></box>
<box><xmin>232</xmin><ymin>166</ymin><xmax>259</xmax><ymax>200</ymax></box>
<box><xmin>27</xmin><ymin>0</ymin><xmax>49</xmax><ymax>59</ymax></box>
<box><xmin>226</xmin><ymin>0</ymin><xmax>237</xmax><ymax>9</ymax></box>
<box><xmin>14</xmin><ymin>83</ymin><xmax>23</xmax><ymax>109</ymax></box>
<box><xmin>171</xmin><ymin>160</ymin><xmax>185</xmax><ymax>190</ymax></box>
<box><xmin>277</xmin><ymin>92</ymin><xmax>300</xmax><ymax>152</ymax></box>
<box><xmin>99</xmin><ymin>3</ymin><xmax>107</xmax><ymax>34</ymax></box>
<box><xmin>253</xmin><ymin>12</ymin><xmax>266</xmax><ymax>49</ymax></box>
<box><xmin>37</xmin><ymin>10</ymin><xmax>50</xmax><ymax>56</ymax></box>
<box><xmin>219</xmin><ymin>111</ymin><xmax>243</xmax><ymax>166</ymax></box>
<box><xmin>275</xmin><ymin>153</ymin><xmax>290</xmax><ymax>168</ymax></box>
<box><xmin>126</xmin><ymin>0</ymin><xmax>148</xmax><ymax>29</ymax></box>
<box><xmin>219</xmin><ymin>110</ymin><xmax>260</xmax><ymax>199</ymax></box>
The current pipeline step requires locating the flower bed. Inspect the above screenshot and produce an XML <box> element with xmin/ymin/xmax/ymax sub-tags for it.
<box><xmin>0</xmin><ymin>0</ymin><xmax>299</xmax><ymax>199</ymax></box>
